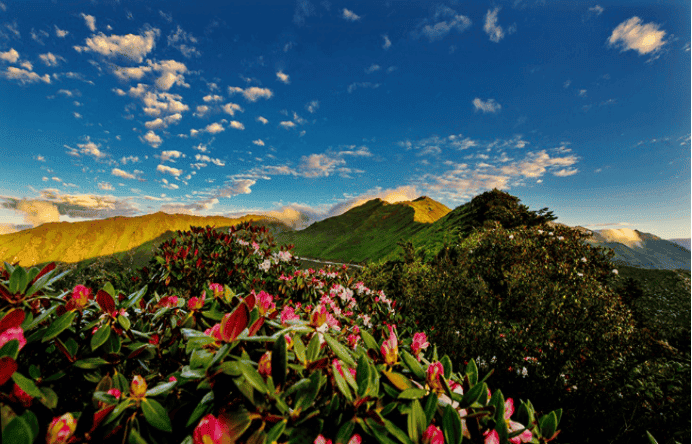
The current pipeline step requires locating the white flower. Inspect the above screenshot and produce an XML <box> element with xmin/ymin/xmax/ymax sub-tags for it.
<box><xmin>557</xmin><ymin>236</ymin><xmax>564</xmax><ymax>241</ymax></box>
<box><xmin>509</xmin><ymin>235</ymin><xmax>514</xmax><ymax>240</ymax></box>
<box><xmin>612</xmin><ymin>269</ymin><xmax>619</xmax><ymax>275</ymax></box>
<box><xmin>537</xmin><ymin>229</ymin><xmax>544</xmax><ymax>234</ymax></box>
<box><xmin>548</xmin><ymin>232</ymin><xmax>554</xmax><ymax>236</ymax></box>
<box><xmin>258</xmin><ymin>259</ymin><xmax>271</xmax><ymax>272</ymax></box>
<box><xmin>577</xmin><ymin>272</ymin><xmax>583</xmax><ymax>277</ymax></box>
<box><xmin>581</xmin><ymin>257</ymin><xmax>587</xmax><ymax>263</ymax></box>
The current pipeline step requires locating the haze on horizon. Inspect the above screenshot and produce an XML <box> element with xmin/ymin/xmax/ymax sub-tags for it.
<box><xmin>0</xmin><ymin>0</ymin><xmax>689</xmax><ymax>239</ymax></box>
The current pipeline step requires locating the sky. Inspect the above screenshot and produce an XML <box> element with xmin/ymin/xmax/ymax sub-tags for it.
<box><xmin>0</xmin><ymin>0</ymin><xmax>689</xmax><ymax>239</ymax></box>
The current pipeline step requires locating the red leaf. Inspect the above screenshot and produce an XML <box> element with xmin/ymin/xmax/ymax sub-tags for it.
<box><xmin>0</xmin><ymin>357</ymin><xmax>17</xmax><ymax>385</ymax></box>
<box><xmin>91</xmin><ymin>405</ymin><xmax>115</xmax><ymax>432</ymax></box>
<box><xmin>0</xmin><ymin>309</ymin><xmax>25</xmax><ymax>334</ymax></box>
<box><xmin>220</xmin><ymin>303</ymin><xmax>249</xmax><ymax>342</ymax></box>
<box><xmin>31</xmin><ymin>262</ymin><xmax>56</xmax><ymax>285</ymax></box>
<box><xmin>248</xmin><ymin>317</ymin><xmax>265</xmax><ymax>337</ymax></box>
<box><xmin>244</xmin><ymin>293</ymin><xmax>256</xmax><ymax>311</ymax></box>
<box><xmin>96</xmin><ymin>290</ymin><xmax>115</xmax><ymax>314</ymax></box>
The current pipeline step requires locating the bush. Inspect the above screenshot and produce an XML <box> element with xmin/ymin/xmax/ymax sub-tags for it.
<box><xmin>0</xmin><ymin>224</ymin><xmax>562</xmax><ymax>444</ymax></box>
<box><xmin>359</xmin><ymin>220</ymin><xmax>689</xmax><ymax>443</ymax></box>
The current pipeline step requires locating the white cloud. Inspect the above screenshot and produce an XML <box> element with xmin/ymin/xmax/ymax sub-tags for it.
<box><xmin>55</xmin><ymin>26</ymin><xmax>69</xmax><ymax>38</ymax></box>
<box><xmin>306</xmin><ymin>100</ymin><xmax>319</xmax><ymax>113</ymax></box>
<box><xmin>112</xmin><ymin>65</ymin><xmax>152</xmax><ymax>81</ymax></box>
<box><xmin>73</xmin><ymin>112</ymin><xmax>82</xmax><ymax>119</ymax></box>
<box><xmin>192</xmin><ymin>142</ymin><xmax>208</xmax><ymax>153</ymax></box>
<box><xmin>222</xmin><ymin>102</ymin><xmax>243</xmax><ymax>116</ymax></box>
<box><xmin>338</xmin><ymin>145</ymin><xmax>372</xmax><ymax>157</ymax></box>
<box><xmin>194</xmin><ymin>105</ymin><xmax>209</xmax><ymax>117</ymax></box>
<box><xmin>112</xmin><ymin>168</ymin><xmax>136</xmax><ymax>179</ymax></box>
<box><xmin>484</xmin><ymin>7</ymin><xmax>506</xmax><ymax>43</ymax></box>
<box><xmin>141</xmin><ymin>130</ymin><xmax>163</xmax><ymax>148</ymax></box>
<box><xmin>168</xmin><ymin>26</ymin><xmax>200</xmax><ymax>58</ymax></box>
<box><xmin>0</xmin><ymin>48</ymin><xmax>19</xmax><ymax>63</ymax></box>
<box><xmin>160</xmin><ymin>150</ymin><xmax>183</xmax><ymax>162</ymax></box>
<box><xmin>127</xmin><ymin>84</ymin><xmax>189</xmax><ymax>117</ymax></box>
<box><xmin>608</xmin><ymin>17</ymin><xmax>666</xmax><ymax>56</ymax></box>
<box><xmin>257</xmin><ymin>116</ymin><xmax>268</xmax><ymax>124</ymax></box>
<box><xmin>205</xmin><ymin>122</ymin><xmax>225</xmax><ymax>134</ymax></box>
<box><xmin>19</xmin><ymin>61</ymin><xmax>32</xmax><ymax>70</ymax></box>
<box><xmin>120</xmin><ymin>155</ymin><xmax>139</xmax><ymax>164</ymax></box>
<box><xmin>553</xmin><ymin>168</ymin><xmax>579</xmax><ymax>177</ymax></box>
<box><xmin>194</xmin><ymin>153</ymin><xmax>225</xmax><ymax>166</ymax></box>
<box><xmin>418</xmin><ymin>5</ymin><xmax>471</xmax><ymax>42</ymax></box>
<box><xmin>279</xmin><ymin>121</ymin><xmax>296</xmax><ymax>129</ymax></box>
<box><xmin>150</xmin><ymin>59</ymin><xmax>188</xmax><ymax>90</ymax></box>
<box><xmin>228</xmin><ymin>86</ymin><xmax>273</xmax><ymax>102</ymax></box>
<box><xmin>298</xmin><ymin>153</ymin><xmax>345</xmax><ymax>177</ymax></box>
<box><xmin>39</xmin><ymin>52</ymin><xmax>65</xmax><ymax>67</ymax></box>
<box><xmin>588</xmin><ymin>5</ymin><xmax>604</xmax><ymax>16</ymax></box>
<box><xmin>2</xmin><ymin>67</ymin><xmax>50</xmax><ymax>84</ymax></box>
<box><xmin>347</xmin><ymin>82</ymin><xmax>380</xmax><ymax>93</ymax></box>
<box><xmin>98</xmin><ymin>182</ymin><xmax>114</xmax><ymax>190</ymax></box>
<box><xmin>382</xmin><ymin>34</ymin><xmax>391</xmax><ymax>49</ymax></box>
<box><xmin>252</xmin><ymin>139</ymin><xmax>265</xmax><ymax>146</ymax></box>
<box><xmin>364</xmin><ymin>64</ymin><xmax>380</xmax><ymax>74</ymax></box>
<box><xmin>473</xmin><ymin>98</ymin><xmax>501</xmax><ymax>113</ymax></box>
<box><xmin>342</xmin><ymin>8</ymin><xmax>360</xmax><ymax>21</ymax></box>
<box><xmin>276</xmin><ymin>71</ymin><xmax>290</xmax><ymax>84</ymax></box>
<box><xmin>203</xmin><ymin>94</ymin><xmax>223</xmax><ymax>102</ymax></box>
<box><xmin>229</xmin><ymin>120</ymin><xmax>245</xmax><ymax>130</ymax></box>
<box><xmin>78</xmin><ymin>29</ymin><xmax>159</xmax><ymax>63</ymax></box>
<box><xmin>81</xmin><ymin>13</ymin><xmax>96</xmax><ymax>32</ymax></box>
<box><xmin>157</xmin><ymin>164</ymin><xmax>183</xmax><ymax>177</ymax></box>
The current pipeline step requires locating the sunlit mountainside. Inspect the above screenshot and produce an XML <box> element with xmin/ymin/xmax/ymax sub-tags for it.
<box><xmin>0</xmin><ymin>212</ymin><xmax>285</xmax><ymax>266</ymax></box>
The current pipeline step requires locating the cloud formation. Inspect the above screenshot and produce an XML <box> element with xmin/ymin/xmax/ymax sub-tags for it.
<box><xmin>342</xmin><ymin>8</ymin><xmax>360</xmax><ymax>21</ymax></box>
<box><xmin>417</xmin><ymin>5</ymin><xmax>471</xmax><ymax>42</ymax></box>
<box><xmin>473</xmin><ymin>98</ymin><xmax>501</xmax><ymax>113</ymax></box>
<box><xmin>76</xmin><ymin>29</ymin><xmax>159</xmax><ymax>63</ymax></box>
<box><xmin>608</xmin><ymin>17</ymin><xmax>666</xmax><ymax>56</ymax></box>
<box><xmin>228</xmin><ymin>86</ymin><xmax>273</xmax><ymax>102</ymax></box>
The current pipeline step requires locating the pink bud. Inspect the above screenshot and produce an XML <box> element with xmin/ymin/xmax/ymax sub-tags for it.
<box><xmin>46</xmin><ymin>413</ymin><xmax>77</xmax><ymax>444</ymax></box>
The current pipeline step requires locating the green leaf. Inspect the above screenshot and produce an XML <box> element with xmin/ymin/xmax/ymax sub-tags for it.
<box><xmin>306</xmin><ymin>333</ymin><xmax>321</xmax><ymax>362</ymax></box>
<box><xmin>2</xmin><ymin>416</ymin><xmax>32</xmax><ymax>444</ymax></box>
<box><xmin>381</xmin><ymin>417</ymin><xmax>414</xmax><ymax>444</ymax></box>
<box><xmin>266</xmin><ymin>419</ymin><xmax>287</xmax><ymax>444</ymax></box>
<box><xmin>26</xmin><ymin>304</ymin><xmax>57</xmax><ymax>331</ymax></box>
<box><xmin>539</xmin><ymin>411</ymin><xmax>558</xmax><ymax>439</ymax></box>
<box><xmin>9</xmin><ymin>266</ymin><xmax>29</xmax><ymax>295</ymax></box>
<box><xmin>407</xmin><ymin>399</ymin><xmax>426</xmax><ymax>444</ymax></box>
<box><xmin>293</xmin><ymin>335</ymin><xmax>306</xmax><ymax>364</ymax></box>
<box><xmin>24</xmin><ymin>267</ymin><xmax>59</xmax><ymax>298</ymax></box>
<box><xmin>91</xmin><ymin>324</ymin><xmax>111</xmax><ymax>351</ymax></box>
<box><xmin>128</xmin><ymin>427</ymin><xmax>148</xmax><ymax>444</ymax></box>
<box><xmin>272</xmin><ymin>334</ymin><xmax>288</xmax><ymax>388</ymax></box>
<box><xmin>41</xmin><ymin>311</ymin><xmax>77</xmax><ymax>342</ymax></box>
<box><xmin>465</xmin><ymin>359</ymin><xmax>478</xmax><ymax>386</ymax></box>
<box><xmin>459</xmin><ymin>382</ymin><xmax>486</xmax><ymax>409</ymax></box>
<box><xmin>20</xmin><ymin>410</ymin><xmax>38</xmax><ymax>442</ymax></box>
<box><xmin>360</xmin><ymin>330</ymin><xmax>379</xmax><ymax>351</ymax></box>
<box><xmin>238</xmin><ymin>361</ymin><xmax>269</xmax><ymax>394</ymax></box>
<box><xmin>383</xmin><ymin>371</ymin><xmax>414</xmax><ymax>391</ymax></box>
<box><xmin>145</xmin><ymin>380</ymin><xmax>177</xmax><ymax>397</ymax></box>
<box><xmin>0</xmin><ymin>339</ymin><xmax>20</xmax><ymax>360</ymax></box>
<box><xmin>489</xmin><ymin>390</ymin><xmax>505</xmax><ymax>423</ymax></box>
<box><xmin>124</xmin><ymin>285</ymin><xmax>148</xmax><ymax>309</ymax></box>
<box><xmin>104</xmin><ymin>399</ymin><xmax>133</xmax><ymax>425</ymax></box>
<box><xmin>246</xmin><ymin>427</ymin><xmax>267</xmax><ymax>444</ymax></box>
<box><xmin>11</xmin><ymin>372</ymin><xmax>43</xmax><ymax>398</ymax></box>
<box><xmin>39</xmin><ymin>387</ymin><xmax>58</xmax><ymax>409</ymax></box>
<box><xmin>400</xmin><ymin>350</ymin><xmax>425</xmax><ymax>380</ymax></box>
<box><xmin>332</xmin><ymin>360</ymin><xmax>354</xmax><ymax>402</ymax></box>
<box><xmin>442</xmin><ymin>404</ymin><xmax>462</xmax><ymax>444</ymax></box>
<box><xmin>103</xmin><ymin>282</ymin><xmax>116</xmax><ymax>297</ymax></box>
<box><xmin>398</xmin><ymin>388</ymin><xmax>427</xmax><ymax>399</ymax></box>
<box><xmin>141</xmin><ymin>398</ymin><xmax>173</xmax><ymax>432</ymax></box>
<box><xmin>117</xmin><ymin>314</ymin><xmax>131</xmax><ymax>331</ymax></box>
<box><xmin>423</xmin><ymin>394</ymin><xmax>437</xmax><ymax>425</ymax></box>
<box><xmin>440</xmin><ymin>355</ymin><xmax>453</xmax><ymax>380</ymax></box>
<box><xmin>294</xmin><ymin>371</ymin><xmax>321</xmax><ymax>412</ymax></box>
<box><xmin>186</xmin><ymin>391</ymin><xmax>214</xmax><ymax>427</ymax></box>
<box><xmin>73</xmin><ymin>358</ymin><xmax>111</xmax><ymax>369</ymax></box>
<box><xmin>335</xmin><ymin>420</ymin><xmax>356</xmax><ymax>444</ymax></box>
<box><xmin>646</xmin><ymin>431</ymin><xmax>659</xmax><ymax>444</ymax></box>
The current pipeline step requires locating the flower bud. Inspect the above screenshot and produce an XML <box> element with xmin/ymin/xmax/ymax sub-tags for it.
<box><xmin>258</xmin><ymin>352</ymin><xmax>272</xmax><ymax>378</ymax></box>
<box><xmin>46</xmin><ymin>413</ymin><xmax>76</xmax><ymax>444</ymax></box>
<box><xmin>130</xmin><ymin>375</ymin><xmax>147</xmax><ymax>399</ymax></box>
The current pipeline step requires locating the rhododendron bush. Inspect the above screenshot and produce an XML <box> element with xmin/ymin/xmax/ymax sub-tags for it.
<box><xmin>0</xmin><ymin>223</ymin><xmax>562</xmax><ymax>443</ymax></box>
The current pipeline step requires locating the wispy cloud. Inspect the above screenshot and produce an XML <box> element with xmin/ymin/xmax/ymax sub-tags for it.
<box><xmin>382</xmin><ymin>34</ymin><xmax>392</xmax><ymax>49</ymax></box>
<box><xmin>608</xmin><ymin>17</ymin><xmax>666</xmax><ymax>56</ymax></box>
<box><xmin>473</xmin><ymin>97</ymin><xmax>501</xmax><ymax>113</ymax></box>
<box><xmin>484</xmin><ymin>7</ymin><xmax>515</xmax><ymax>43</ymax></box>
<box><xmin>588</xmin><ymin>5</ymin><xmax>604</xmax><ymax>16</ymax></box>
<box><xmin>257</xmin><ymin>116</ymin><xmax>268</xmax><ymax>124</ymax></box>
<box><xmin>279</xmin><ymin>121</ymin><xmax>296</xmax><ymax>129</ymax></box>
<box><xmin>38</xmin><ymin>52</ymin><xmax>65</xmax><ymax>67</ymax></box>
<box><xmin>276</xmin><ymin>71</ymin><xmax>290</xmax><ymax>84</ymax></box>
<box><xmin>342</xmin><ymin>8</ymin><xmax>360</xmax><ymax>21</ymax></box>
<box><xmin>140</xmin><ymin>130</ymin><xmax>163</xmax><ymax>148</ymax></box>
<box><xmin>112</xmin><ymin>168</ymin><xmax>137</xmax><ymax>179</ymax></box>
<box><xmin>54</xmin><ymin>25</ymin><xmax>69</xmax><ymax>38</ymax></box>
<box><xmin>80</xmin><ymin>13</ymin><xmax>96</xmax><ymax>32</ymax></box>
<box><xmin>2</xmin><ymin>66</ymin><xmax>50</xmax><ymax>84</ymax></box>
<box><xmin>305</xmin><ymin>100</ymin><xmax>319</xmax><ymax>113</ymax></box>
<box><xmin>347</xmin><ymin>82</ymin><xmax>380</xmax><ymax>93</ymax></box>
<box><xmin>364</xmin><ymin>64</ymin><xmax>380</xmax><ymax>74</ymax></box>
<box><xmin>75</xmin><ymin>29</ymin><xmax>159</xmax><ymax>63</ymax></box>
<box><xmin>0</xmin><ymin>48</ymin><xmax>19</xmax><ymax>63</ymax></box>
<box><xmin>416</xmin><ymin>5</ymin><xmax>471</xmax><ymax>42</ymax></box>
<box><xmin>168</xmin><ymin>26</ymin><xmax>200</xmax><ymax>58</ymax></box>
<box><xmin>228</xmin><ymin>86</ymin><xmax>273</xmax><ymax>102</ymax></box>
<box><xmin>157</xmin><ymin>164</ymin><xmax>183</xmax><ymax>177</ymax></box>
<box><xmin>252</xmin><ymin>139</ymin><xmax>265</xmax><ymax>146</ymax></box>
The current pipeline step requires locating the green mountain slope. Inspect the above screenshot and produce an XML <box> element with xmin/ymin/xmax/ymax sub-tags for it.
<box><xmin>276</xmin><ymin>196</ymin><xmax>451</xmax><ymax>263</ymax></box>
<box><xmin>0</xmin><ymin>212</ymin><xmax>290</xmax><ymax>266</ymax></box>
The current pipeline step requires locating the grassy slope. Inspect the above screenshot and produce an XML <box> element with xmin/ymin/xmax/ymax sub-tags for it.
<box><xmin>0</xmin><ymin>212</ymin><xmax>286</xmax><ymax>267</ymax></box>
<box><xmin>277</xmin><ymin>197</ymin><xmax>451</xmax><ymax>263</ymax></box>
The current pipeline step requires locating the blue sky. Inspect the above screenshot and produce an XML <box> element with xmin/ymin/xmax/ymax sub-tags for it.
<box><xmin>0</xmin><ymin>0</ymin><xmax>689</xmax><ymax>239</ymax></box>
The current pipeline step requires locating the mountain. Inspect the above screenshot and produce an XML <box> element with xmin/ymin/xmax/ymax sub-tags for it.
<box><xmin>586</xmin><ymin>228</ymin><xmax>690</xmax><ymax>270</ymax></box>
<box><xmin>0</xmin><ymin>212</ymin><xmax>290</xmax><ymax>267</ymax></box>
<box><xmin>276</xmin><ymin>196</ymin><xmax>451</xmax><ymax>263</ymax></box>
<box><xmin>669</xmin><ymin>238</ymin><xmax>691</xmax><ymax>251</ymax></box>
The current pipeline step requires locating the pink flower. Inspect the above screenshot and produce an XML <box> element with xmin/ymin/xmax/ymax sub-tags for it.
<box><xmin>0</xmin><ymin>327</ymin><xmax>26</xmax><ymax>351</ymax></box>
<box><xmin>427</xmin><ymin>362</ymin><xmax>445</xmax><ymax>393</ymax></box>
<box><xmin>209</xmin><ymin>283</ymin><xmax>224</xmax><ymax>299</ymax></box>
<box><xmin>46</xmin><ymin>413</ymin><xmax>76</xmax><ymax>444</ymax></box>
<box><xmin>193</xmin><ymin>414</ymin><xmax>231</xmax><ymax>444</ymax></box>
<box><xmin>284</xmin><ymin>334</ymin><xmax>293</xmax><ymax>349</ymax></box>
<box><xmin>310</xmin><ymin>305</ymin><xmax>328</xmax><ymax>328</ymax></box>
<box><xmin>422</xmin><ymin>425</ymin><xmax>444</xmax><ymax>444</ymax></box>
<box><xmin>484</xmin><ymin>430</ymin><xmax>500</xmax><ymax>444</ymax></box>
<box><xmin>149</xmin><ymin>334</ymin><xmax>160</xmax><ymax>345</ymax></box>
<box><xmin>411</xmin><ymin>332</ymin><xmax>430</xmax><ymax>361</ymax></box>
<box><xmin>158</xmin><ymin>295</ymin><xmax>179</xmax><ymax>308</ymax></box>
<box><xmin>71</xmin><ymin>285</ymin><xmax>92</xmax><ymax>310</ymax></box>
<box><xmin>169</xmin><ymin>376</ymin><xmax>177</xmax><ymax>382</ymax></box>
<box><xmin>504</xmin><ymin>399</ymin><xmax>533</xmax><ymax>443</ymax></box>
<box><xmin>256</xmin><ymin>291</ymin><xmax>276</xmax><ymax>315</ymax></box>
<box><xmin>12</xmin><ymin>383</ymin><xmax>32</xmax><ymax>407</ymax></box>
<box><xmin>280</xmin><ymin>306</ymin><xmax>300</xmax><ymax>325</ymax></box>
<box><xmin>204</xmin><ymin>324</ymin><xmax>223</xmax><ymax>342</ymax></box>
<box><xmin>188</xmin><ymin>292</ymin><xmax>206</xmax><ymax>311</ymax></box>
<box><xmin>314</xmin><ymin>435</ymin><xmax>332</xmax><ymax>444</ymax></box>
<box><xmin>130</xmin><ymin>375</ymin><xmax>147</xmax><ymax>400</ymax></box>
<box><xmin>258</xmin><ymin>352</ymin><xmax>272</xmax><ymax>377</ymax></box>
<box><xmin>347</xmin><ymin>434</ymin><xmax>362</xmax><ymax>444</ymax></box>
<box><xmin>99</xmin><ymin>388</ymin><xmax>121</xmax><ymax>409</ymax></box>
<box><xmin>347</xmin><ymin>334</ymin><xmax>360</xmax><ymax>349</ymax></box>
<box><xmin>380</xmin><ymin>325</ymin><xmax>398</xmax><ymax>366</ymax></box>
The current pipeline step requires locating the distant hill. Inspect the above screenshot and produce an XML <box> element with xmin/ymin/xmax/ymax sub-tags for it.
<box><xmin>0</xmin><ymin>212</ymin><xmax>290</xmax><ymax>266</ymax></box>
<box><xmin>669</xmin><ymin>238</ymin><xmax>691</xmax><ymax>251</ymax></box>
<box><xmin>276</xmin><ymin>196</ymin><xmax>451</xmax><ymax>263</ymax></box>
<box><xmin>586</xmin><ymin>228</ymin><xmax>690</xmax><ymax>270</ymax></box>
